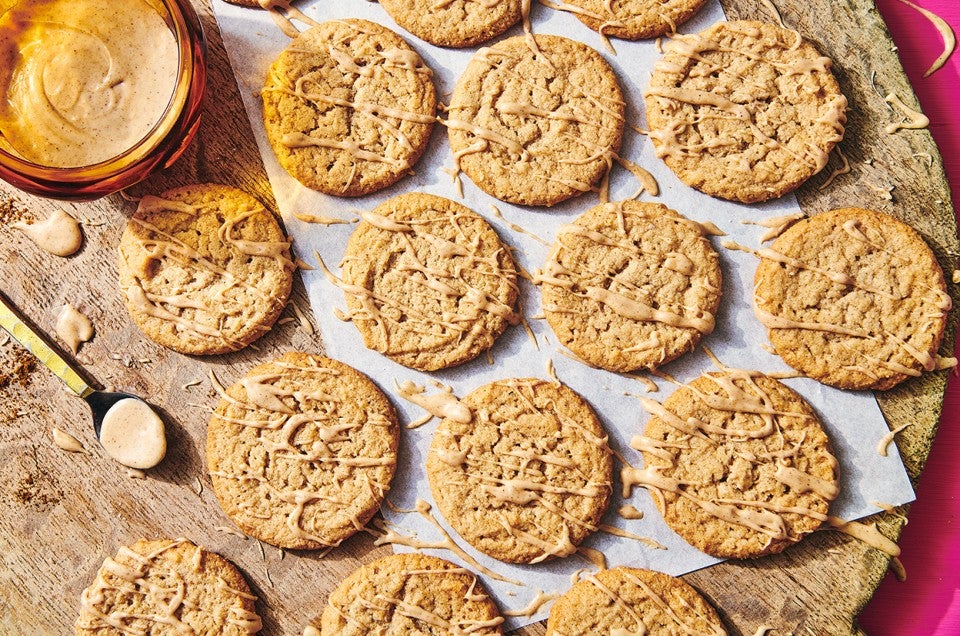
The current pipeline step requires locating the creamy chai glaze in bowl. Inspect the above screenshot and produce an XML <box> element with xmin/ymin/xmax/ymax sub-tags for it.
<box><xmin>0</xmin><ymin>0</ymin><xmax>206</xmax><ymax>199</ymax></box>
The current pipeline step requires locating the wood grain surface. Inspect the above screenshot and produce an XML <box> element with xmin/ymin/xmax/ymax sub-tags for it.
<box><xmin>0</xmin><ymin>0</ymin><xmax>956</xmax><ymax>634</ymax></box>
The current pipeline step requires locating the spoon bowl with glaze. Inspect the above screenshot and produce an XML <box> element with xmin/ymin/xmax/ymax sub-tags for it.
<box><xmin>0</xmin><ymin>291</ymin><xmax>167</xmax><ymax>469</ymax></box>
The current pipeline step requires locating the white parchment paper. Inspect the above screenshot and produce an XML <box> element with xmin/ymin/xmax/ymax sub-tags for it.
<box><xmin>211</xmin><ymin>1</ymin><xmax>915</xmax><ymax>628</ymax></box>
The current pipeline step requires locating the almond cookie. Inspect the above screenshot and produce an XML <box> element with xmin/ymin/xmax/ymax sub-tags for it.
<box><xmin>76</xmin><ymin>538</ymin><xmax>261</xmax><ymax>635</ymax></box>
<box><xmin>332</xmin><ymin>193</ymin><xmax>519</xmax><ymax>371</ymax></box>
<box><xmin>118</xmin><ymin>184</ymin><xmax>294</xmax><ymax>355</ymax></box>
<box><xmin>447</xmin><ymin>34</ymin><xmax>625</xmax><ymax>207</ymax></box>
<box><xmin>262</xmin><ymin>19</ymin><xmax>437</xmax><ymax>196</ymax></box>
<box><xmin>427</xmin><ymin>378</ymin><xmax>613</xmax><ymax>564</ymax></box>
<box><xmin>624</xmin><ymin>370</ymin><xmax>839</xmax><ymax>559</ymax></box>
<box><xmin>645</xmin><ymin>21</ymin><xmax>847</xmax><ymax>203</ymax></box>
<box><xmin>557</xmin><ymin>0</ymin><xmax>707</xmax><ymax>40</ymax></box>
<box><xmin>379</xmin><ymin>0</ymin><xmax>523</xmax><ymax>48</ymax></box>
<box><xmin>206</xmin><ymin>352</ymin><xmax>399</xmax><ymax>549</ymax></box>
<box><xmin>545</xmin><ymin>566</ymin><xmax>727</xmax><ymax>635</ymax></box>
<box><xmin>318</xmin><ymin>553</ymin><xmax>504</xmax><ymax>635</ymax></box>
<box><xmin>536</xmin><ymin>200</ymin><xmax>721</xmax><ymax>372</ymax></box>
<box><xmin>753</xmin><ymin>207</ymin><xmax>951</xmax><ymax>390</ymax></box>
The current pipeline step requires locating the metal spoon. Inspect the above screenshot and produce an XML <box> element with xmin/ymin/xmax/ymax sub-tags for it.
<box><xmin>0</xmin><ymin>291</ymin><xmax>166</xmax><ymax>468</ymax></box>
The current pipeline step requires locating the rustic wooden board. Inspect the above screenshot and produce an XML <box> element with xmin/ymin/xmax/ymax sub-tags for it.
<box><xmin>0</xmin><ymin>0</ymin><xmax>955</xmax><ymax>634</ymax></box>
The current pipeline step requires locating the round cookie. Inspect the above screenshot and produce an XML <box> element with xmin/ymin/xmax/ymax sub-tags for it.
<box><xmin>626</xmin><ymin>371</ymin><xmax>839</xmax><ymax>559</ymax></box>
<box><xmin>379</xmin><ymin>0</ymin><xmax>523</xmax><ymax>48</ymax></box>
<box><xmin>447</xmin><ymin>34</ymin><xmax>625</xmax><ymax>207</ymax></box>
<box><xmin>262</xmin><ymin>19</ymin><xmax>437</xmax><ymax>196</ymax></box>
<box><xmin>561</xmin><ymin>0</ymin><xmax>707</xmax><ymax>40</ymax></box>
<box><xmin>427</xmin><ymin>378</ymin><xmax>613</xmax><ymax>564</ymax></box>
<box><xmin>538</xmin><ymin>200</ymin><xmax>721</xmax><ymax>372</ymax></box>
<box><xmin>753</xmin><ymin>207</ymin><xmax>951</xmax><ymax>390</ymax></box>
<box><xmin>545</xmin><ymin>567</ymin><xmax>727</xmax><ymax>636</ymax></box>
<box><xmin>76</xmin><ymin>538</ymin><xmax>261</xmax><ymax>635</ymax></box>
<box><xmin>318</xmin><ymin>553</ymin><xmax>503</xmax><ymax>635</ymax></box>
<box><xmin>118</xmin><ymin>184</ymin><xmax>294</xmax><ymax>355</ymax></box>
<box><xmin>338</xmin><ymin>193</ymin><xmax>519</xmax><ymax>371</ymax></box>
<box><xmin>644</xmin><ymin>20</ymin><xmax>847</xmax><ymax>203</ymax></box>
<box><xmin>206</xmin><ymin>352</ymin><xmax>399</xmax><ymax>549</ymax></box>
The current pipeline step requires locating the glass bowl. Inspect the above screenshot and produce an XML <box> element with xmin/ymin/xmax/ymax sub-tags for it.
<box><xmin>0</xmin><ymin>0</ymin><xmax>207</xmax><ymax>200</ymax></box>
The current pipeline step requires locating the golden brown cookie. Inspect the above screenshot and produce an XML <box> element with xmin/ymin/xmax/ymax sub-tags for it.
<box><xmin>427</xmin><ymin>378</ymin><xmax>613</xmax><ymax>564</ymax></box>
<box><xmin>545</xmin><ymin>566</ymin><xmax>727</xmax><ymax>635</ymax></box>
<box><xmin>624</xmin><ymin>370</ymin><xmax>839</xmax><ymax>559</ymax></box>
<box><xmin>537</xmin><ymin>200</ymin><xmax>721</xmax><ymax>372</ymax></box>
<box><xmin>118</xmin><ymin>184</ymin><xmax>294</xmax><ymax>355</ymax></box>
<box><xmin>753</xmin><ymin>207</ymin><xmax>951</xmax><ymax>390</ymax></box>
<box><xmin>379</xmin><ymin>0</ymin><xmax>523</xmax><ymax>48</ymax></box>
<box><xmin>335</xmin><ymin>193</ymin><xmax>519</xmax><ymax>371</ymax></box>
<box><xmin>558</xmin><ymin>0</ymin><xmax>707</xmax><ymax>40</ymax></box>
<box><xmin>318</xmin><ymin>553</ymin><xmax>503</xmax><ymax>635</ymax></box>
<box><xmin>446</xmin><ymin>34</ymin><xmax>625</xmax><ymax>207</ymax></box>
<box><xmin>76</xmin><ymin>538</ymin><xmax>261</xmax><ymax>635</ymax></box>
<box><xmin>206</xmin><ymin>352</ymin><xmax>399</xmax><ymax>549</ymax></box>
<box><xmin>262</xmin><ymin>19</ymin><xmax>437</xmax><ymax>196</ymax></box>
<box><xmin>645</xmin><ymin>20</ymin><xmax>847</xmax><ymax>203</ymax></box>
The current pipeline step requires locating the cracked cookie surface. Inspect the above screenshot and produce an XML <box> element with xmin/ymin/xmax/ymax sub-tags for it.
<box><xmin>427</xmin><ymin>378</ymin><xmax>613</xmax><ymax>564</ymax></box>
<box><xmin>560</xmin><ymin>0</ymin><xmax>707</xmax><ymax>40</ymax></box>
<box><xmin>262</xmin><ymin>19</ymin><xmax>437</xmax><ymax>196</ymax></box>
<box><xmin>206</xmin><ymin>352</ymin><xmax>399</xmax><ymax>549</ymax></box>
<box><xmin>319</xmin><ymin>553</ymin><xmax>503</xmax><ymax>635</ymax></box>
<box><xmin>645</xmin><ymin>20</ymin><xmax>847</xmax><ymax>203</ymax></box>
<box><xmin>379</xmin><ymin>0</ymin><xmax>523</xmax><ymax>48</ymax></box>
<box><xmin>753</xmin><ymin>207</ymin><xmax>950</xmax><ymax>390</ymax></box>
<box><xmin>447</xmin><ymin>34</ymin><xmax>625</xmax><ymax>206</ymax></box>
<box><xmin>77</xmin><ymin>538</ymin><xmax>261</xmax><ymax>635</ymax></box>
<box><xmin>545</xmin><ymin>566</ymin><xmax>726</xmax><ymax>636</ymax></box>
<box><xmin>337</xmin><ymin>193</ymin><xmax>519</xmax><ymax>371</ymax></box>
<box><xmin>625</xmin><ymin>371</ymin><xmax>839</xmax><ymax>559</ymax></box>
<box><xmin>538</xmin><ymin>200</ymin><xmax>721</xmax><ymax>372</ymax></box>
<box><xmin>118</xmin><ymin>184</ymin><xmax>293</xmax><ymax>355</ymax></box>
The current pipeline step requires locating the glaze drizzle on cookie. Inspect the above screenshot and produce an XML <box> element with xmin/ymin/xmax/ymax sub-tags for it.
<box><xmin>428</xmin><ymin>378</ymin><xmax>613</xmax><ymax>564</ymax></box>
<box><xmin>77</xmin><ymin>539</ymin><xmax>261</xmax><ymax>635</ymax></box>
<box><xmin>207</xmin><ymin>353</ymin><xmax>398</xmax><ymax>549</ymax></box>
<box><xmin>534</xmin><ymin>201</ymin><xmax>721</xmax><ymax>373</ymax></box>
<box><xmin>742</xmin><ymin>208</ymin><xmax>951</xmax><ymax>390</ymax></box>
<box><xmin>321</xmin><ymin>554</ymin><xmax>504</xmax><ymax>634</ymax></box>
<box><xmin>321</xmin><ymin>195</ymin><xmax>520</xmax><ymax>371</ymax></box>
<box><xmin>444</xmin><ymin>34</ymin><xmax>633</xmax><ymax>206</ymax></box>
<box><xmin>623</xmin><ymin>370</ymin><xmax>840</xmax><ymax>558</ymax></box>
<box><xmin>644</xmin><ymin>20</ymin><xmax>847</xmax><ymax>203</ymax></box>
<box><xmin>262</xmin><ymin>19</ymin><xmax>436</xmax><ymax>197</ymax></box>
<box><xmin>119</xmin><ymin>190</ymin><xmax>294</xmax><ymax>354</ymax></box>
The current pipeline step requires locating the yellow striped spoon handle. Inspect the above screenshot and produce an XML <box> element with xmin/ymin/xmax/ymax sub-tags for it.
<box><xmin>0</xmin><ymin>292</ymin><xmax>94</xmax><ymax>399</ymax></box>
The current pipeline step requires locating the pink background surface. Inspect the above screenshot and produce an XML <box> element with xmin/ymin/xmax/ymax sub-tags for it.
<box><xmin>859</xmin><ymin>1</ymin><xmax>960</xmax><ymax>634</ymax></box>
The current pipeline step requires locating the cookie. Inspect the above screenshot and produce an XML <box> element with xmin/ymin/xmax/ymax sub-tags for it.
<box><xmin>317</xmin><ymin>553</ymin><xmax>503</xmax><ymax>635</ymax></box>
<box><xmin>558</xmin><ymin>0</ymin><xmax>707</xmax><ymax>40</ymax></box>
<box><xmin>118</xmin><ymin>184</ymin><xmax>294</xmax><ymax>355</ymax></box>
<box><xmin>336</xmin><ymin>193</ymin><xmax>519</xmax><ymax>371</ymax></box>
<box><xmin>625</xmin><ymin>370</ymin><xmax>839</xmax><ymax>559</ymax></box>
<box><xmin>206</xmin><ymin>352</ymin><xmax>399</xmax><ymax>549</ymax></box>
<box><xmin>76</xmin><ymin>538</ymin><xmax>261</xmax><ymax>635</ymax></box>
<box><xmin>379</xmin><ymin>0</ymin><xmax>523</xmax><ymax>48</ymax></box>
<box><xmin>644</xmin><ymin>20</ymin><xmax>847</xmax><ymax>203</ymax></box>
<box><xmin>262</xmin><ymin>19</ymin><xmax>437</xmax><ymax>196</ymax></box>
<box><xmin>537</xmin><ymin>200</ymin><xmax>721</xmax><ymax>372</ymax></box>
<box><xmin>427</xmin><ymin>378</ymin><xmax>613</xmax><ymax>564</ymax></box>
<box><xmin>447</xmin><ymin>34</ymin><xmax>625</xmax><ymax>207</ymax></box>
<box><xmin>753</xmin><ymin>207</ymin><xmax>951</xmax><ymax>390</ymax></box>
<box><xmin>545</xmin><ymin>566</ymin><xmax>726</xmax><ymax>635</ymax></box>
